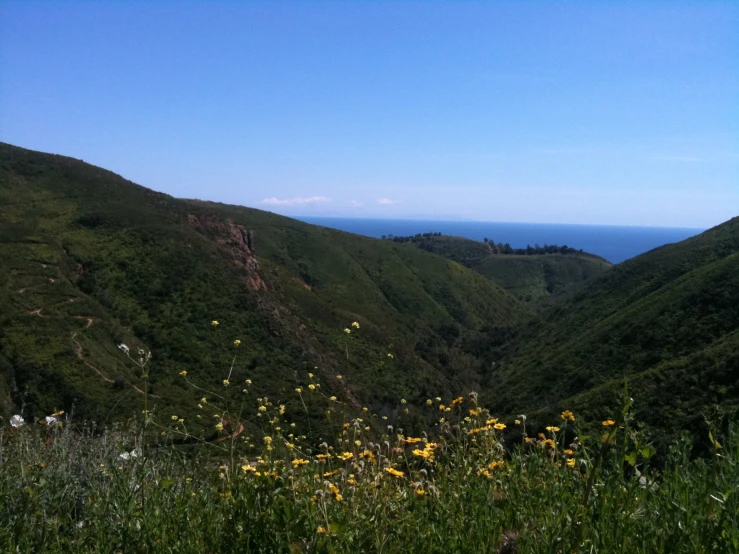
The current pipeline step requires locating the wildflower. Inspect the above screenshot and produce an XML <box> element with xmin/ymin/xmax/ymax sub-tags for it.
<box><xmin>215</xmin><ymin>422</ymin><xmax>224</xmax><ymax>432</ymax></box>
<box><xmin>543</xmin><ymin>439</ymin><xmax>555</xmax><ymax>448</ymax></box>
<box><xmin>245</xmin><ymin>379</ymin><xmax>252</xmax><ymax>385</ymax></box>
<box><xmin>118</xmin><ymin>343</ymin><xmax>129</xmax><ymax>354</ymax></box>
<box><xmin>567</xmin><ymin>458</ymin><xmax>576</xmax><ymax>468</ymax></box>
<box><xmin>384</xmin><ymin>467</ymin><xmax>404</xmax><ymax>478</ymax></box>
<box><xmin>223</xmin><ymin>379</ymin><xmax>230</xmax><ymax>386</ymax></box>
<box><xmin>524</xmin><ymin>437</ymin><xmax>535</xmax><ymax>444</ymax></box>
<box><xmin>317</xmin><ymin>526</ymin><xmax>329</xmax><ymax>535</ymax></box>
<box><xmin>234</xmin><ymin>339</ymin><xmax>241</xmax><ymax>346</ymax></box>
<box><xmin>561</xmin><ymin>410</ymin><xmax>575</xmax><ymax>421</ymax></box>
<box><xmin>435</xmin><ymin>397</ymin><xmax>442</xmax><ymax>402</ymax></box>
<box><xmin>470</xmin><ymin>408</ymin><xmax>482</xmax><ymax>416</ymax></box>
<box><xmin>171</xmin><ymin>415</ymin><xmax>178</xmax><ymax>421</ymax></box>
<box><xmin>179</xmin><ymin>370</ymin><xmax>187</xmax><ymax>376</ymax></box>
<box><xmin>354</xmin><ymin>440</ymin><xmax>361</xmax><ymax>447</ymax></box>
<box><xmin>400</xmin><ymin>398</ymin><xmax>406</xmax><ymax>404</ymax></box>
<box><xmin>602</xmin><ymin>419</ymin><xmax>616</xmax><ymax>427</ymax></box>
<box><xmin>330</xmin><ymin>396</ymin><xmax>337</xmax><ymax>401</ymax></box>
<box><xmin>316</xmin><ymin>454</ymin><xmax>331</xmax><ymax>461</ymax></box>
<box><xmin>324</xmin><ymin>470</ymin><xmax>340</xmax><ymax>477</ymax></box>
<box><xmin>515</xmin><ymin>419</ymin><xmax>521</xmax><ymax>425</ymax></box>
<box><xmin>451</xmin><ymin>397</ymin><xmax>464</xmax><ymax>407</ymax></box>
<box><xmin>415</xmin><ymin>488</ymin><xmax>425</xmax><ymax>496</ymax></box>
<box><xmin>264</xmin><ymin>436</ymin><xmax>272</xmax><ymax>445</ymax></box>
<box><xmin>563</xmin><ymin>449</ymin><xmax>575</xmax><ymax>456</ymax></box>
<box><xmin>308</xmin><ymin>384</ymin><xmax>316</xmax><ymax>391</ymax></box>
<box><xmin>546</xmin><ymin>426</ymin><xmax>560</xmax><ymax>433</ymax></box>
<box><xmin>488</xmin><ymin>461</ymin><xmax>505</xmax><ymax>471</ymax></box>
<box><xmin>382</xmin><ymin>416</ymin><xmax>388</xmax><ymax>420</ymax></box>
<box><xmin>292</xmin><ymin>459</ymin><xmax>309</xmax><ymax>467</ymax></box>
<box><xmin>412</xmin><ymin>449</ymin><xmax>432</xmax><ymax>460</ymax></box>
<box><xmin>404</xmin><ymin>437</ymin><xmax>423</xmax><ymax>444</ymax></box>
<box><xmin>178</xmin><ymin>418</ymin><xmax>184</xmax><ymax>424</ymax></box>
<box><xmin>494</xmin><ymin>423</ymin><xmax>506</xmax><ymax>430</ymax></box>
<box><xmin>344</xmin><ymin>328</ymin><xmax>351</xmax><ymax>334</ymax></box>
<box><xmin>241</xmin><ymin>465</ymin><xmax>255</xmax><ymax>473</ymax></box>
<box><xmin>336</xmin><ymin>375</ymin><xmax>343</xmax><ymax>380</ymax></box>
<box><xmin>439</xmin><ymin>405</ymin><xmax>446</xmax><ymax>411</ymax></box>
<box><xmin>43</xmin><ymin>416</ymin><xmax>59</xmax><ymax>425</ymax></box>
<box><xmin>295</xmin><ymin>387</ymin><xmax>302</xmax><ymax>393</ymax></box>
<box><xmin>486</xmin><ymin>418</ymin><xmax>498</xmax><ymax>425</ymax></box>
<box><xmin>477</xmin><ymin>469</ymin><xmax>491</xmax><ymax>478</ymax></box>
<box><xmin>339</xmin><ymin>452</ymin><xmax>353</xmax><ymax>461</ymax></box>
<box><xmin>388</xmin><ymin>353</ymin><xmax>394</xmax><ymax>358</ymax></box>
<box><xmin>201</xmin><ymin>397</ymin><xmax>207</xmax><ymax>403</ymax></box>
<box><xmin>351</xmin><ymin>321</ymin><xmax>360</xmax><ymax>328</ymax></box>
<box><xmin>426</xmin><ymin>399</ymin><xmax>433</xmax><ymax>405</ymax></box>
<box><xmin>211</xmin><ymin>320</ymin><xmax>219</xmax><ymax>327</ymax></box>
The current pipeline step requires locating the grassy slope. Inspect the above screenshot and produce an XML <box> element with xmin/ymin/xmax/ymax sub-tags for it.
<box><xmin>408</xmin><ymin>235</ymin><xmax>612</xmax><ymax>302</ymax></box>
<box><xmin>0</xmin><ymin>143</ymin><xmax>529</xmax><ymax>429</ymax></box>
<box><xmin>487</xmin><ymin>217</ymin><xmax>739</xmax><ymax>444</ymax></box>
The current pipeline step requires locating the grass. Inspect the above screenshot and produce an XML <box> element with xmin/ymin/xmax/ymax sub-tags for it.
<box><xmin>2</xmin><ymin>372</ymin><xmax>737</xmax><ymax>553</ymax></box>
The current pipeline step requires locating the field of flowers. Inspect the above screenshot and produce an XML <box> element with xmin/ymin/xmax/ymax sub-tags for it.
<box><xmin>1</xmin><ymin>324</ymin><xmax>737</xmax><ymax>553</ymax></box>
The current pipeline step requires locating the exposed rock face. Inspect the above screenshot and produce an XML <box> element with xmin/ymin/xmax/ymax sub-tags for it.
<box><xmin>187</xmin><ymin>214</ymin><xmax>266</xmax><ymax>290</ymax></box>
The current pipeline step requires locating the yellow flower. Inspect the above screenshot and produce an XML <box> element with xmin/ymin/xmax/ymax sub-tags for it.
<box><xmin>439</xmin><ymin>405</ymin><xmax>446</xmax><ymax>411</ymax></box>
<box><xmin>602</xmin><ymin>419</ymin><xmax>616</xmax><ymax>427</ymax></box>
<box><xmin>412</xmin><ymin>448</ymin><xmax>432</xmax><ymax>460</ymax></box>
<box><xmin>344</xmin><ymin>328</ymin><xmax>351</xmax><ymax>334</ymax></box>
<box><xmin>234</xmin><ymin>339</ymin><xmax>241</xmax><ymax>346</ymax></box>
<box><xmin>404</xmin><ymin>437</ymin><xmax>423</xmax><ymax>444</ymax></box>
<box><xmin>477</xmin><ymin>468</ymin><xmax>491</xmax><ymax>478</ymax></box>
<box><xmin>469</xmin><ymin>408</ymin><xmax>482</xmax><ymax>416</ymax></box>
<box><xmin>308</xmin><ymin>384</ymin><xmax>316</xmax><ymax>391</ymax></box>
<box><xmin>351</xmin><ymin>321</ymin><xmax>360</xmax><ymax>328</ymax></box>
<box><xmin>400</xmin><ymin>398</ymin><xmax>406</xmax><ymax>404</ymax></box>
<box><xmin>263</xmin><ymin>436</ymin><xmax>272</xmax><ymax>444</ymax></box>
<box><xmin>388</xmin><ymin>353</ymin><xmax>394</xmax><ymax>358</ymax></box>
<box><xmin>494</xmin><ymin>423</ymin><xmax>506</xmax><ymax>430</ymax></box>
<box><xmin>486</xmin><ymin>418</ymin><xmax>498</xmax><ymax>425</ymax></box>
<box><xmin>426</xmin><ymin>399</ymin><xmax>433</xmax><ymax>405</ymax></box>
<box><xmin>201</xmin><ymin>397</ymin><xmax>207</xmax><ymax>403</ymax></box>
<box><xmin>336</xmin><ymin>375</ymin><xmax>343</xmax><ymax>380</ymax></box>
<box><xmin>211</xmin><ymin>320</ymin><xmax>219</xmax><ymax>327</ymax></box>
<box><xmin>330</xmin><ymin>396</ymin><xmax>337</xmax><ymax>401</ymax></box>
<box><xmin>295</xmin><ymin>387</ymin><xmax>302</xmax><ymax>393</ymax></box>
<box><xmin>245</xmin><ymin>379</ymin><xmax>252</xmax><ymax>385</ymax></box>
<box><xmin>567</xmin><ymin>458</ymin><xmax>576</xmax><ymax>468</ymax></box>
<box><xmin>415</xmin><ymin>488</ymin><xmax>425</xmax><ymax>496</ymax></box>
<box><xmin>179</xmin><ymin>370</ymin><xmax>187</xmax><ymax>376</ymax></box>
<box><xmin>384</xmin><ymin>467</ymin><xmax>404</xmax><ymax>478</ymax></box>
<box><xmin>546</xmin><ymin>426</ymin><xmax>560</xmax><ymax>433</ymax></box>
<box><xmin>354</xmin><ymin>440</ymin><xmax>361</xmax><ymax>447</ymax></box>
<box><xmin>171</xmin><ymin>415</ymin><xmax>178</xmax><ymax>421</ymax></box>
<box><xmin>488</xmin><ymin>461</ymin><xmax>504</xmax><ymax>471</ymax></box>
<box><xmin>177</xmin><ymin>418</ymin><xmax>184</xmax><ymax>424</ymax></box>
<box><xmin>317</xmin><ymin>526</ymin><xmax>329</xmax><ymax>535</ymax></box>
<box><xmin>515</xmin><ymin>419</ymin><xmax>521</xmax><ymax>425</ymax></box>
<box><xmin>435</xmin><ymin>397</ymin><xmax>442</xmax><ymax>402</ymax></box>
<box><xmin>339</xmin><ymin>452</ymin><xmax>353</xmax><ymax>461</ymax></box>
<box><xmin>223</xmin><ymin>379</ymin><xmax>230</xmax><ymax>386</ymax></box>
<box><xmin>564</xmin><ymin>449</ymin><xmax>575</xmax><ymax>456</ymax></box>
<box><xmin>215</xmin><ymin>422</ymin><xmax>224</xmax><ymax>432</ymax></box>
<box><xmin>292</xmin><ymin>459</ymin><xmax>309</xmax><ymax>467</ymax></box>
<box><xmin>451</xmin><ymin>396</ymin><xmax>464</xmax><ymax>407</ymax></box>
<box><xmin>561</xmin><ymin>410</ymin><xmax>575</xmax><ymax>421</ymax></box>
<box><xmin>543</xmin><ymin>439</ymin><xmax>555</xmax><ymax>448</ymax></box>
<box><xmin>316</xmin><ymin>454</ymin><xmax>331</xmax><ymax>461</ymax></box>
<box><xmin>258</xmin><ymin>406</ymin><xmax>267</xmax><ymax>412</ymax></box>
<box><xmin>241</xmin><ymin>465</ymin><xmax>256</xmax><ymax>473</ymax></box>
<box><xmin>308</xmin><ymin>372</ymin><xmax>314</xmax><ymax>379</ymax></box>
<box><xmin>198</xmin><ymin>404</ymin><xmax>203</xmax><ymax>409</ymax></box>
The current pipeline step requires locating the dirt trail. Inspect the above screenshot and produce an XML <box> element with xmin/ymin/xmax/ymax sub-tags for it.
<box><xmin>72</xmin><ymin>332</ymin><xmax>115</xmax><ymax>384</ymax></box>
<box><xmin>73</xmin><ymin>315</ymin><xmax>96</xmax><ymax>328</ymax></box>
<box><xmin>27</xmin><ymin>308</ymin><xmax>44</xmax><ymax>316</ymax></box>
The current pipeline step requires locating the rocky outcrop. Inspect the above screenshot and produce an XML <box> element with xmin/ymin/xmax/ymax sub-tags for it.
<box><xmin>187</xmin><ymin>215</ymin><xmax>266</xmax><ymax>290</ymax></box>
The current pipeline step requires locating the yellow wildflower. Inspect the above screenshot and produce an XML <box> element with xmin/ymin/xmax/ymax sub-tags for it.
<box><xmin>561</xmin><ymin>410</ymin><xmax>575</xmax><ymax>421</ymax></box>
<box><xmin>567</xmin><ymin>458</ymin><xmax>576</xmax><ymax>468</ymax></box>
<box><xmin>339</xmin><ymin>452</ymin><xmax>353</xmax><ymax>461</ymax></box>
<box><xmin>179</xmin><ymin>370</ymin><xmax>187</xmax><ymax>377</ymax></box>
<box><xmin>215</xmin><ymin>422</ymin><xmax>224</xmax><ymax>432</ymax></box>
<box><xmin>564</xmin><ymin>449</ymin><xmax>575</xmax><ymax>456</ymax></box>
<box><xmin>602</xmin><ymin>419</ymin><xmax>616</xmax><ymax>426</ymax></box>
<box><xmin>384</xmin><ymin>467</ymin><xmax>404</xmax><ymax>478</ymax></box>
<box><xmin>336</xmin><ymin>375</ymin><xmax>343</xmax><ymax>380</ymax></box>
<box><xmin>223</xmin><ymin>379</ymin><xmax>230</xmax><ymax>386</ymax></box>
<box><xmin>351</xmin><ymin>321</ymin><xmax>360</xmax><ymax>328</ymax></box>
<box><xmin>344</xmin><ymin>328</ymin><xmax>351</xmax><ymax>334</ymax></box>
<box><xmin>426</xmin><ymin>399</ymin><xmax>433</xmax><ymax>405</ymax></box>
<box><xmin>388</xmin><ymin>353</ymin><xmax>394</xmax><ymax>358</ymax></box>
<box><xmin>241</xmin><ymin>465</ymin><xmax>256</xmax><ymax>473</ymax></box>
<box><xmin>546</xmin><ymin>426</ymin><xmax>560</xmax><ymax>433</ymax></box>
<box><xmin>308</xmin><ymin>384</ymin><xmax>316</xmax><ymax>391</ymax></box>
<box><xmin>211</xmin><ymin>320</ymin><xmax>219</xmax><ymax>327</ymax></box>
<box><xmin>292</xmin><ymin>459</ymin><xmax>309</xmax><ymax>467</ymax></box>
<box><xmin>451</xmin><ymin>397</ymin><xmax>464</xmax><ymax>407</ymax></box>
<box><xmin>317</xmin><ymin>526</ymin><xmax>329</xmax><ymax>535</ymax></box>
<box><xmin>234</xmin><ymin>339</ymin><xmax>241</xmax><ymax>346</ymax></box>
<box><xmin>330</xmin><ymin>396</ymin><xmax>337</xmax><ymax>401</ymax></box>
<box><xmin>258</xmin><ymin>406</ymin><xmax>267</xmax><ymax>412</ymax></box>
<box><xmin>494</xmin><ymin>423</ymin><xmax>506</xmax><ymax>430</ymax></box>
<box><xmin>171</xmin><ymin>415</ymin><xmax>178</xmax><ymax>421</ymax></box>
<box><xmin>415</xmin><ymin>488</ymin><xmax>425</xmax><ymax>496</ymax></box>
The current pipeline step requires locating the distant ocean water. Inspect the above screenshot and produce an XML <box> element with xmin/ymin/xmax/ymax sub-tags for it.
<box><xmin>296</xmin><ymin>217</ymin><xmax>704</xmax><ymax>264</ymax></box>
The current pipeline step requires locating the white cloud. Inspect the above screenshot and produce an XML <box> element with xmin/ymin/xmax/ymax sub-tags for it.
<box><xmin>377</xmin><ymin>198</ymin><xmax>401</xmax><ymax>205</ymax></box>
<box><xmin>262</xmin><ymin>196</ymin><xmax>331</xmax><ymax>206</ymax></box>
<box><xmin>348</xmin><ymin>200</ymin><xmax>364</xmax><ymax>207</ymax></box>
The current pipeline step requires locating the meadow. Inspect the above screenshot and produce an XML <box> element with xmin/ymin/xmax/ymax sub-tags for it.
<box><xmin>2</xmin><ymin>325</ymin><xmax>737</xmax><ymax>553</ymax></box>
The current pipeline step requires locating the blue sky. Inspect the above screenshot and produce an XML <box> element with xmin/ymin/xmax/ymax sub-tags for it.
<box><xmin>1</xmin><ymin>1</ymin><xmax>737</xmax><ymax>227</ymax></box>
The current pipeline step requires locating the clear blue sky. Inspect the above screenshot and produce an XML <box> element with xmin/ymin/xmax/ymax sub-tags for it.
<box><xmin>1</xmin><ymin>1</ymin><xmax>737</xmax><ymax>227</ymax></box>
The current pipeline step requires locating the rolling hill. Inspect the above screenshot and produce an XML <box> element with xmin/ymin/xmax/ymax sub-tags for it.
<box><xmin>0</xmin><ymin>142</ymin><xmax>530</xmax><ymax>434</ymax></box>
<box><xmin>485</xmin><ymin>216</ymin><xmax>739</xmax><ymax>446</ymax></box>
<box><xmin>398</xmin><ymin>234</ymin><xmax>612</xmax><ymax>303</ymax></box>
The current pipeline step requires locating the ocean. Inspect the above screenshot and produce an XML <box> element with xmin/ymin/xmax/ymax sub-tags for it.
<box><xmin>295</xmin><ymin>217</ymin><xmax>704</xmax><ymax>264</ymax></box>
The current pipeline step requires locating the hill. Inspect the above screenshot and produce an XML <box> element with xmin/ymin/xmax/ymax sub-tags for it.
<box><xmin>486</xmin><ymin>217</ymin><xmax>739</xmax><ymax>445</ymax></box>
<box><xmin>395</xmin><ymin>234</ymin><xmax>611</xmax><ymax>303</ymax></box>
<box><xmin>0</xmin><ymin>142</ymin><xmax>530</xmax><ymax>433</ymax></box>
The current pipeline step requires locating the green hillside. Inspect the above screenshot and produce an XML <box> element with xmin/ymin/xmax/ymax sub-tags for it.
<box><xmin>0</xmin><ymin>143</ymin><xmax>530</xmax><ymax>433</ymax></box>
<box><xmin>403</xmin><ymin>235</ymin><xmax>612</xmax><ymax>303</ymax></box>
<box><xmin>487</xmin><ymin>217</ymin><xmax>739</xmax><ymax>445</ymax></box>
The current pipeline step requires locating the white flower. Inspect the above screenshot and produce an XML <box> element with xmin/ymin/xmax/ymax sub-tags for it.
<box><xmin>119</xmin><ymin>452</ymin><xmax>131</xmax><ymax>461</ymax></box>
<box><xmin>45</xmin><ymin>416</ymin><xmax>58</xmax><ymax>425</ymax></box>
<box><xmin>118</xmin><ymin>344</ymin><xmax>129</xmax><ymax>354</ymax></box>
<box><xmin>10</xmin><ymin>415</ymin><xmax>25</xmax><ymax>428</ymax></box>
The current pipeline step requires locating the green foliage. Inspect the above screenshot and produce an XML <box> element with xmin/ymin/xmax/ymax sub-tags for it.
<box><xmin>0</xmin><ymin>142</ymin><xmax>529</xmax><ymax>434</ymax></box>
<box><xmin>401</xmin><ymin>235</ymin><xmax>612</xmax><ymax>304</ymax></box>
<box><xmin>1</xmin><ymin>394</ymin><xmax>737</xmax><ymax>553</ymax></box>
<box><xmin>488</xmin><ymin>217</ymin><xmax>739</xmax><ymax>447</ymax></box>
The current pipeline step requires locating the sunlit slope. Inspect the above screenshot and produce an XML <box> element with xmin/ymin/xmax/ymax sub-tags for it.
<box><xmin>0</xmin><ymin>142</ymin><xmax>529</xmax><ymax>426</ymax></box>
<box><xmin>488</xmin><ymin>217</ymin><xmax>739</xmax><ymax>440</ymax></box>
<box><xmin>405</xmin><ymin>235</ymin><xmax>611</xmax><ymax>302</ymax></box>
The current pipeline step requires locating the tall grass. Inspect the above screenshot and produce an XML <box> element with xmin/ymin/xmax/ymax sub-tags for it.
<box><xmin>2</xmin><ymin>324</ymin><xmax>737</xmax><ymax>553</ymax></box>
